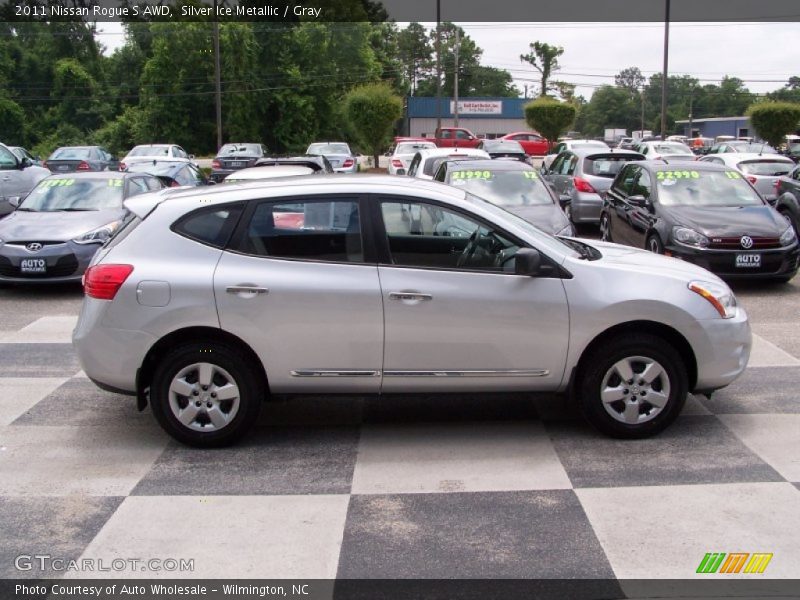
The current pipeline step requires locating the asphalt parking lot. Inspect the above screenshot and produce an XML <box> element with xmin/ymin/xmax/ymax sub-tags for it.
<box><xmin>0</xmin><ymin>258</ymin><xmax>799</xmax><ymax>592</ymax></box>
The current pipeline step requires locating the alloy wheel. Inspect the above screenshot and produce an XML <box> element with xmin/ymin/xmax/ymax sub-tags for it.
<box><xmin>599</xmin><ymin>356</ymin><xmax>671</xmax><ymax>425</ymax></box>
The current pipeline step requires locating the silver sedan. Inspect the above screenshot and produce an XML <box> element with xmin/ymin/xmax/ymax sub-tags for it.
<box><xmin>73</xmin><ymin>176</ymin><xmax>751</xmax><ymax>447</ymax></box>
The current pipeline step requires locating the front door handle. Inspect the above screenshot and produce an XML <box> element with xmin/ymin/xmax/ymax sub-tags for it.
<box><xmin>226</xmin><ymin>286</ymin><xmax>269</xmax><ymax>294</ymax></box>
<box><xmin>389</xmin><ymin>292</ymin><xmax>433</xmax><ymax>301</ymax></box>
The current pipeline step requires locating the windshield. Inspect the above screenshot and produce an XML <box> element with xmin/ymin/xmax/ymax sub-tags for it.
<box><xmin>653</xmin><ymin>143</ymin><xmax>693</xmax><ymax>155</ymax></box>
<box><xmin>307</xmin><ymin>143</ymin><xmax>350</xmax><ymax>155</ymax></box>
<box><xmin>50</xmin><ymin>147</ymin><xmax>91</xmax><ymax>160</ymax></box>
<box><xmin>218</xmin><ymin>144</ymin><xmax>261</xmax><ymax>156</ymax></box>
<box><xmin>127</xmin><ymin>162</ymin><xmax>181</xmax><ymax>176</ymax></box>
<box><xmin>20</xmin><ymin>178</ymin><xmax>125</xmax><ymax>211</ymax></box>
<box><xmin>464</xmin><ymin>192</ymin><xmax>578</xmax><ymax>258</ymax></box>
<box><xmin>396</xmin><ymin>142</ymin><xmax>435</xmax><ymax>154</ymax></box>
<box><xmin>449</xmin><ymin>169</ymin><xmax>554</xmax><ymax>207</ymax></box>
<box><xmin>737</xmin><ymin>160</ymin><xmax>793</xmax><ymax>176</ymax></box>
<box><xmin>128</xmin><ymin>146</ymin><xmax>170</xmax><ymax>157</ymax></box>
<box><xmin>656</xmin><ymin>170</ymin><xmax>764</xmax><ymax>207</ymax></box>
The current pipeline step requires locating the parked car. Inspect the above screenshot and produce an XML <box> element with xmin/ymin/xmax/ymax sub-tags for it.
<box><xmin>125</xmin><ymin>160</ymin><xmax>209</xmax><ymax>188</ymax></box>
<box><xmin>774</xmin><ymin>164</ymin><xmax>800</xmax><ymax>234</ymax></box>
<box><xmin>9</xmin><ymin>146</ymin><xmax>43</xmax><ymax>167</ymax></box>
<box><xmin>500</xmin><ymin>131</ymin><xmax>550</xmax><ymax>156</ymax></box>
<box><xmin>224</xmin><ymin>165</ymin><xmax>316</xmax><ymax>182</ymax></box>
<box><xmin>254</xmin><ymin>155</ymin><xmax>333</xmax><ymax>173</ymax></box>
<box><xmin>0</xmin><ymin>142</ymin><xmax>50</xmax><ymax>217</ymax></box>
<box><xmin>74</xmin><ymin>175</ymin><xmax>750</xmax><ymax>446</ymax></box>
<box><xmin>305</xmin><ymin>142</ymin><xmax>357</xmax><ymax>174</ymax></box>
<box><xmin>476</xmin><ymin>139</ymin><xmax>528</xmax><ymax>162</ymax></box>
<box><xmin>0</xmin><ymin>172</ymin><xmax>162</xmax><ymax>283</ymax></box>
<box><xmin>616</xmin><ymin>137</ymin><xmax>637</xmax><ymax>151</ymax></box>
<box><xmin>542</xmin><ymin>139</ymin><xmax>610</xmax><ymax>171</ymax></box>
<box><xmin>406</xmin><ymin>147</ymin><xmax>490</xmax><ymax>180</ymax></box>
<box><xmin>432</xmin><ymin>127</ymin><xmax>482</xmax><ymax>149</ymax></box>
<box><xmin>210</xmin><ymin>143</ymin><xmax>268</xmax><ymax>182</ymax></box>
<box><xmin>689</xmin><ymin>137</ymin><xmax>714</xmax><ymax>155</ymax></box>
<box><xmin>388</xmin><ymin>140</ymin><xmax>437</xmax><ymax>175</ymax></box>
<box><xmin>698</xmin><ymin>153</ymin><xmax>795</xmax><ymax>204</ymax></box>
<box><xmin>707</xmin><ymin>141</ymin><xmax>778</xmax><ymax>155</ymax></box>
<box><xmin>600</xmin><ymin>161</ymin><xmax>798</xmax><ymax>281</ymax></box>
<box><xmin>121</xmin><ymin>144</ymin><xmax>193</xmax><ymax>170</ymax></box>
<box><xmin>45</xmin><ymin>146</ymin><xmax>119</xmax><ymax>172</ymax></box>
<box><xmin>785</xmin><ymin>141</ymin><xmax>800</xmax><ymax>163</ymax></box>
<box><xmin>542</xmin><ymin>149</ymin><xmax>645</xmax><ymax>226</ymax></box>
<box><xmin>635</xmin><ymin>141</ymin><xmax>696</xmax><ymax>163</ymax></box>
<box><xmin>433</xmin><ymin>158</ymin><xmax>573</xmax><ymax>236</ymax></box>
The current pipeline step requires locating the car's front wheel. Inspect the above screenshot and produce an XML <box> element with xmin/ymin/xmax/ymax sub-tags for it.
<box><xmin>578</xmin><ymin>333</ymin><xmax>688</xmax><ymax>438</ymax></box>
<box><xmin>647</xmin><ymin>234</ymin><xmax>664</xmax><ymax>254</ymax></box>
<box><xmin>149</xmin><ymin>342</ymin><xmax>262</xmax><ymax>447</ymax></box>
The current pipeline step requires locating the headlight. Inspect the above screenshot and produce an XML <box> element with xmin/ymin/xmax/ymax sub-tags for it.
<box><xmin>689</xmin><ymin>280</ymin><xmax>737</xmax><ymax>319</ymax></box>
<box><xmin>556</xmin><ymin>224</ymin><xmax>574</xmax><ymax>237</ymax></box>
<box><xmin>780</xmin><ymin>225</ymin><xmax>797</xmax><ymax>246</ymax></box>
<box><xmin>673</xmin><ymin>226</ymin><xmax>709</xmax><ymax>248</ymax></box>
<box><xmin>72</xmin><ymin>221</ymin><xmax>122</xmax><ymax>245</ymax></box>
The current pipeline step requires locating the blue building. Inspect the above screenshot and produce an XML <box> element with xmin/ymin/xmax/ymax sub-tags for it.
<box><xmin>405</xmin><ymin>96</ymin><xmax>529</xmax><ymax>138</ymax></box>
<box><xmin>674</xmin><ymin>116</ymin><xmax>754</xmax><ymax>140</ymax></box>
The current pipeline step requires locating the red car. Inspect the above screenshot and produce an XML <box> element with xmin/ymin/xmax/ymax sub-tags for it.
<box><xmin>501</xmin><ymin>132</ymin><xmax>550</xmax><ymax>156</ymax></box>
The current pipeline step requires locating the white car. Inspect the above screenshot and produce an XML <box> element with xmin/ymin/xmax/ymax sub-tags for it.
<box><xmin>699</xmin><ymin>152</ymin><xmax>796</xmax><ymax>204</ymax></box>
<box><xmin>224</xmin><ymin>165</ymin><xmax>315</xmax><ymax>182</ymax></box>
<box><xmin>542</xmin><ymin>139</ymin><xmax>610</xmax><ymax>171</ymax></box>
<box><xmin>122</xmin><ymin>144</ymin><xmax>193</xmax><ymax>169</ymax></box>
<box><xmin>388</xmin><ymin>141</ymin><xmax>437</xmax><ymax>175</ymax></box>
<box><xmin>635</xmin><ymin>141</ymin><xmax>696</xmax><ymax>163</ymax></box>
<box><xmin>406</xmin><ymin>147</ymin><xmax>490</xmax><ymax>180</ymax></box>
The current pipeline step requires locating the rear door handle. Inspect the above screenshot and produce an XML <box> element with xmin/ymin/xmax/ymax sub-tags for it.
<box><xmin>389</xmin><ymin>292</ymin><xmax>433</xmax><ymax>301</ymax></box>
<box><xmin>226</xmin><ymin>286</ymin><xmax>269</xmax><ymax>294</ymax></box>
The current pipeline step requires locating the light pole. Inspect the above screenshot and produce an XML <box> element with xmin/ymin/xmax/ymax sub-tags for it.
<box><xmin>435</xmin><ymin>0</ymin><xmax>442</xmax><ymax>132</ymax></box>
<box><xmin>213</xmin><ymin>0</ymin><xmax>222</xmax><ymax>150</ymax></box>
<box><xmin>453</xmin><ymin>26</ymin><xmax>459</xmax><ymax>127</ymax></box>
<box><xmin>660</xmin><ymin>0</ymin><xmax>670</xmax><ymax>139</ymax></box>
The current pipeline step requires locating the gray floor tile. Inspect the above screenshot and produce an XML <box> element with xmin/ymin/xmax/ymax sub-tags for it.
<box><xmin>363</xmin><ymin>392</ymin><xmax>539</xmax><ymax>423</ymax></box>
<box><xmin>132</xmin><ymin>426</ymin><xmax>359</xmax><ymax>496</ymax></box>
<box><xmin>547</xmin><ymin>415</ymin><xmax>784</xmax><ymax>488</ymax></box>
<box><xmin>698</xmin><ymin>366</ymin><xmax>800</xmax><ymax>414</ymax></box>
<box><xmin>0</xmin><ymin>496</ymin><xmax>123</xmax><ymax>578</ymax></box>
<box><xmin>258</xmin><ymin>395</ymin><xmax>365</xmax><ymax>427</ymax></box>
<box><xmin>336</xmin><ymin>490</ymin><xmax>616</xmax><ymax>579</ymax></box>
<box><xmin>0</xmin><ymin>343</ymin><xmax>80</xmax><ymax>377</ymax></box>
<box><xmin>13</xmin><ymin>379</ymin><xmax>150</xmax><ymax>426</ymax></box>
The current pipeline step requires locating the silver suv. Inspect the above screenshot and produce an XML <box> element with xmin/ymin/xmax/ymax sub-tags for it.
<box><xmin>73</xmin><ymin>176</ymin><xmax>751</xmax><ymax>447</ymax></box>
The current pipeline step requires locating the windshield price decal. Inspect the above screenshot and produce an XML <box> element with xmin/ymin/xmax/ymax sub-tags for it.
<box><xmin>36</xmin><ymin>179</ymin><xmax>75</xmax><ymax>191</ymax></box>
<box><xmin>656</xmin><ymin>170</ymin><xmax>700</xmax><ymax>181</ymax></box>
<box><xmin>108</xmin><ymin>179</ymin><xmax>124</xmax><ymax>187</ymax></box>
<box><xmin>452</xmin><ymin>170</ymin><xmax>492</xmax><ymax>180</ymax></box>
<box><xmin>724</xmin><ymin>171</ymin><xmax>743</xmax><ymax>179</ymax></box>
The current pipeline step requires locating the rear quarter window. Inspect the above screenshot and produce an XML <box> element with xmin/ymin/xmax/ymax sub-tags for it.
<box><xmin>172</xmin><ymin>204</ymin><xmax>244</xmax><ymax>249</ymax></box>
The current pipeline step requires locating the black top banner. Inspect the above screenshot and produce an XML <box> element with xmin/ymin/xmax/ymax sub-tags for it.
<box><xmin>3</xmin><ymin>0</ymin><xmax>800</xmax><ymax>22</ymax></box>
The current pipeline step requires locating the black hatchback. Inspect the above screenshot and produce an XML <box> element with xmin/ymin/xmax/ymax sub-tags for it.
<box><xmin>600</xmin><ymin>162</ymin><xmax>799</xmax><ymax>281</ymax></box>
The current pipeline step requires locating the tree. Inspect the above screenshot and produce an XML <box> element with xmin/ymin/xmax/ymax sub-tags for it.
<box><xmin>343</xmin><ymin>83</ymin><xmax>402</xmax><ymax>167</ymax></box>
<box><xmin>747</xmin><ymin>101</ymin><xmax>800</xmax><ymax>148</ymax></box>
<box><xmin>524</xmin><ymin>97</ymin><xmax>576</xmax><ymax>150</ymax></box>
<box><xmin>520</xmin><ymin>42</ymin><xmax>563</xmax><ymax>98</ymax></box>
<box><xmin>615</xmin><ymin>67</ymin><xmax>645</xmax><ymax>95</ymax></box>
<box><xmin>397</xmin><ymin>22</ymin><xmax>432</xmax><ymax>95</ymax></box>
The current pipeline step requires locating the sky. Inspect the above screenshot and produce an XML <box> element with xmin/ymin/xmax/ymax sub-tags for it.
<box><xmin>94</xmin><ymin>21</ymin><xmax>800</xmax><ymax>100</ymax></box>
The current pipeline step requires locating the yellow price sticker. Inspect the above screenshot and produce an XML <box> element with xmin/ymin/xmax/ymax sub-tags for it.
<box><xmin>656</xmin><ymin>170</ymin><xmax>700</xmax><ymax>181</ymax></box>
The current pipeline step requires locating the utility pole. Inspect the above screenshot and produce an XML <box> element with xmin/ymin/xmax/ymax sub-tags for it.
<box><xmin>213</xmin><ymin>2</ymin><xmax>222</xmax><ymax>151</ymax></box>
<box><xmin>660</xmin><ymin>0</ymin><xmax>670</xmax><ymax>139</ymax></box>
<box><xmin>435</xmin><ymin>0</ymin><xmax>442</xmax><ymax>132</ymax></box>
<box><xmin>641</xmin><ymin>86</ymin><xmax>645</xmax><ymax>136</ymax></box>
<box><xmin>688</xmin><ymin>88</ymin><xmax>694</xmax><ymax>138</ymax></box>
<box><xmin>453</xmin><ymin>27</ymin><xmax>459</xmax><ymax>127</ymax></box>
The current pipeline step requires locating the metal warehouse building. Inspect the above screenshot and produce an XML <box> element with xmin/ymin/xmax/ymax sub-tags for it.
<box><xmin>674</xmin><ymin>116</ymin><xmax>753</xmax><ymax>140</ymax></box>
<box><xmin>404</xmin><ymin>97</ymin><xmax>529</xmax><ymax>139</ymax></box>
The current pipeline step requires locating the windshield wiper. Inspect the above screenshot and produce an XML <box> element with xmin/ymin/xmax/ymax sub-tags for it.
<box><xmin>15</xmin><ymin>207</ymin><xmax>38</xmax><ymax>212</ymax></box>
<box><xmin>558</xmin><ymin>237</ymin><xmax>591</xmax><ymax>259</ymax></box>
<box><xmin>57</xmin><ymin>208</ymin><xmax>97</xmax><ymax>212</ymax></box>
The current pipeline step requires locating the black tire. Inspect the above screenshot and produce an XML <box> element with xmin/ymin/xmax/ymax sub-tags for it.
<box><xmin>564</xmin><ymin>202</ymin><xmax>575</xmax><ymax>225</ymax></box>
<box><xmin>646</xmin><ymin>234</ymin><xmax>664</xmax><ymax>254</ymax></box>
<box><xmin>578</xmin><ymin>333</ymin><xmax>688</xmax><ymax>438</ymax></box>
<box><xmin>150</xmin><ymin>341</ymin><xmax>262</xmax><ymax>447</ymax></box>
<box><xmin>778</xmin><ymin>207</ymin><xmax>798</xmax><ymax>236</ymax></box>
<box><xmin>600</xmin><ymin>213</ymin><xmax>613</xmax><ymax>242</ymax></box>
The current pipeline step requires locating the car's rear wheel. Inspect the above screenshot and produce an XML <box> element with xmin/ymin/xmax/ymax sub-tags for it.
<box><xmin>600</xmin><ymin>213</ymin><xmax>613</xmax><ymax>242</ymax></box>
<box><xmin>150</xmin><ymin>342</ymin><xmax>262</xmax><ymax>447</ymax></box>
<box><xmin>578</xmin><ymin>334</ymin><xmax>687</xmax><ymax>438</ymax></box>
<box><xmin>647</xmin><ymin>234</ymin><xmax>664</xmax><ymax>254</ymax></box>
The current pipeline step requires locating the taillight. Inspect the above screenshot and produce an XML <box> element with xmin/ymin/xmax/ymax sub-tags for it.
<box><xmin>84</xmin><ymin>264</ymin><xmax>134</xmax><ymax>300</ymax></box>
<box><xmin>774</xmin><ymin>180</ymin><xmax>781</xmax><ymax>192</ymax></box>
<box><xmin>747</xmin><ymin>175</ymin><xmax>758</xmax><ymax>184</ymax></box>
<box><xmin>211</xmin><ymin>159</ymin><xmax>221</xmax><ymax>169</ymax></box>
<box><xmin>170</xmin><ymin>180</ymin><xmax>181</xmax><ymax>187</ymax></box>
<box><xmin>119</xmin><ymin>162</ymin><xmax>127</xmax><ymax>171</ymax></box>
<box><xmin>77</xmin><ymin>161</ymin><xmax>90</xmax><ymax>171</ymax></box>
<box><xmin>391</xmin><ymin>159</ymin><xmax>404</xmax><ymax>168</ymax></box>
<box><xmin>42</xmin><ymin>160</ymin><xmax>48</xmax><ymax>169</ymax></box>
<box><xmin>573</xmin><ymin>177</ymin><xmax>597</xmax><ymax>193</ymax></box>
<box><xmin>343</xmin><ymin>158</ymin><xmax>354</xmax><ymax>168</ymax></box>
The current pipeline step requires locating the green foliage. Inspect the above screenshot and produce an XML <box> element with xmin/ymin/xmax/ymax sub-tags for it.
<box><xmin>747</xmin><ymin>101</ymin><xmax>800</xmax><ymax>148</ymax></box>
<box><xmin>397</xmin><ymin>22</ymin><xmax>432</xmax><ymax>95</ymax></box>
<box><xmin>343</xmin><ymin>83</ymin><xmax>402</xmax><ymax>166</ymax></box>
<box><xmin>524</xmin><ymin>98</ymin><xmax>576</xmax><ymax>148</ymax></box>
<box><xmin>520</xmin><ymin>42</ymin><xmax>564</xmax><ymax>97</ymax></box>
<box><xmin>0</xmin><ymin>95</ymin><xmax>25</xmax><ymax>144</ymax></box>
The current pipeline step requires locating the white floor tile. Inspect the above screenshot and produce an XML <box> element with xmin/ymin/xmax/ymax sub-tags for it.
<box><xmin>0</xmin><ymin>316</ymin><xmax>78</xmax><ymax>344</ymax></box>
<box><xmin>748</xmin><ymin>334</ymin><xmax>800</xmax><ymax>367</ymax></box>
<box><xmin>351</xmin><ymin>422</ymin><xmax>572</xmax><ymax>494</ymax></box>
<box><xmin>0</xmin><ymin>377</ymin><xmax>67</xmax><ymax>425</ymax></box>
<box><xmin>577</xmin><ymin>482</ymin><xmax>800</xmax><ymax>578</ymax></box>
<box><xmin>720</xmin><ymin>414</ymin><xmax>800</xmax><ymax>482</ymax></box>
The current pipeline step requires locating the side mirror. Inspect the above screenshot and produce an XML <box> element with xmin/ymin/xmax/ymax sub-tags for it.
<box><xmin>558</xmin><ymin>194</ymin><xmax>571</xmax><ymax>209</ymax></box>
<box><xmin>19</xmin><ymin>157</ymin><xmax>31</xmax><ymax>169</ymax></box>
<box><xmin>9</xmin><ymin>196</ymin><xmax>21</xmax><ymax>208</ymax></box>
<box><xmin>628</xmin><ymin>194</ymin><xmax>650</xmax><ymax>209</ymax></box>
<box><xmin>189</xmin><ymin>154</ymin><xmax>195</xmax><ymax>160</ymax></box>
<box><xmin>515</xmin><ymin>247</ymin><xmax>542</xmax><ymax>276</ymax></box>
<box><xmin>396</xmin><ymin>168</ymin><xmax>406</xmax><ymax>176</ymax></box>
<box><xmin>206</xmin><ymin>179</ymin><xmax>216</xmax><ymax>185</ymax></box>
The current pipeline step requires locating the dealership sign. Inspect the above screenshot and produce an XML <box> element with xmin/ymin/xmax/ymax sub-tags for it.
<box><xmin>450</xmin><ymin>100</ymin><xmax>503</xmax><ymax>115</ymax></box>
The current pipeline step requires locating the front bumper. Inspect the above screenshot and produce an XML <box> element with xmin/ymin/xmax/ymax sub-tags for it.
<box><xmin>665</xmin><ymin>242</ymin><xmax>800</xmax><ymax>280</ymax></box>
<box><xmin>0</xmin><ymin>241</ymin><xmax>100</xmax><ymax>284</ymax></box>
<box><xmin>692</xmin><ymin>307</ymin><xmax>751</xmax><ymax>393</ymax></box>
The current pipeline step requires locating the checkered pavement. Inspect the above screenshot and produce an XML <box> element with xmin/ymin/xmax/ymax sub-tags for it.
<box><xmin>1</xmin><ymin>315</ymin><xmax>799</xmax><ymax>588</ymax></box>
